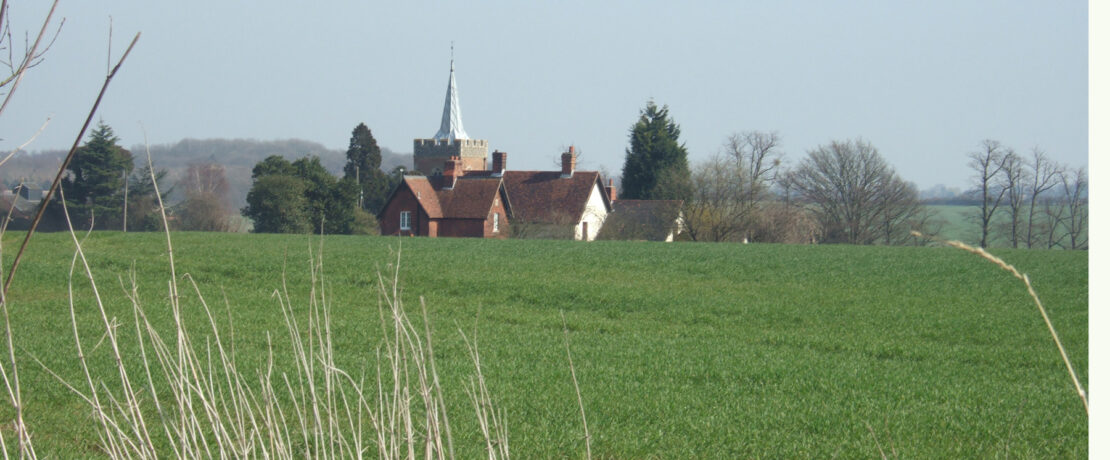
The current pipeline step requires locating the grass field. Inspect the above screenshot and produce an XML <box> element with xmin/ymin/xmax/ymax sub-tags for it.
<box><xmin>0</xmin><ymin>231</ymin><xmax>1088</xmax><ymax>457</ymax></box>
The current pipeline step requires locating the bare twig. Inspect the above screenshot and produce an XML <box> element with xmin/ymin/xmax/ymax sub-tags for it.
<box><xmin>0</xmin><ymin>115</ymin><xmax>49</xmax><ymax>169</ymax></box>
<box><xmin>2</xmin><ymin>31</ymin><xmax>140</xmax><ymax>299</ymax></box>
<box><xmin>0</xmin><ymin>0</ymin><xmax>63</xmax><ymax>116</ymax></box>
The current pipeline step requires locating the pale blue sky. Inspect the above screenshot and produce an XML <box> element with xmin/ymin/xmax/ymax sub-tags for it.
<box><xmin>2</xmin><ymin>1</ymin><xmax>1088</xmax><ymax>189</ymax></box>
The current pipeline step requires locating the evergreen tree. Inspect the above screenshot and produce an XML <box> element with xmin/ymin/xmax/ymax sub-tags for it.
<box><xmin>619</xmin><ymin>101</ymin><xmax>691</xmax><ymax>200</ymax></box>
<box><xmin>61</xmin><ymin>121</ymin><xmax>134</xmax><ymax>228</ymax></box>
<box><xmin>342</xmin><ymin>123</ymin><xmax>397</xmax><ymax>213</ymax></box>
<box><xmin>343</xmin><ymin>123</ymin><xmax>382</xmax><ymax>179</ymax></box>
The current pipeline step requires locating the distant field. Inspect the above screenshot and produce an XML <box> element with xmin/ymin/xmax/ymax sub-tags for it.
<box><xmin>928</xmin><ymin>204</ymin><xmax>980</xmax><ymax>242</ymax></box>
<box><xmin>0</xmin><ymin>231</ymin><xmax>1088</xmax><ymax>457</ymax></box>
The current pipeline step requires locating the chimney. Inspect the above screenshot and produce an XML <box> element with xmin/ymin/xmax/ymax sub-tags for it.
<box><xmin>605</xmin><ymin>178</ymin><xmax>617</xmax><ymax>202</ymax></box>
<box><xmin>443</xmin><ymin>156</ymin><xmax>460</xmax><ymax>189</ymax></box>
<box><xmin>561</xmin><ymin>146</ymin><xmax>576</xmax><ymax>178</ymax></box>
<box><xmin>492</xmin><ymin>150</ymin><xmax>507</xmax><ymax>175</ymax></box>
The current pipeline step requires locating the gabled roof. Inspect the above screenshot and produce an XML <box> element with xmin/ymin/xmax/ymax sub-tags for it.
<box><xmin>493</xmin><ymin>170</ymin><xmax>611</xmax><ymax>223</ymax></box>
<box><xmin>385</xmin><ymin>175</ymin><xmax>506</xmax><ymax>220</ymax></box>
<box><xmin>430</xmin><ymin>176</ymin><xmax>506</xmax><ymax>219</ymax></box>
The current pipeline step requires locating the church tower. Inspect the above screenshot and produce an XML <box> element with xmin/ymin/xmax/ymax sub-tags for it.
<box><xmin>413</xmin><ymin>59</ymin><xmax>488</xmax><ymax>174</ymax></box>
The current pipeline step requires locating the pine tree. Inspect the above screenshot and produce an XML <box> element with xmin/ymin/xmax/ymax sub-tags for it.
<box><xmin>619</xmin><ymin>101</ymin><xmax>691</xmax><ymax>200</ymax></box>
<box><xmin>61</xmin><ymin>121</ymin><xmax>134</xmax><ymax>228</ymax></box>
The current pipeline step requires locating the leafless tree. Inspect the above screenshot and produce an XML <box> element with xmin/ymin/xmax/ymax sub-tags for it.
<box><xmin>1061</xmin><ymin>166</ymin><xmax>1087</xmax><ymax>250</ymax></box>
<box><xmin>785</xmin><ymin>139</ymin><xmax>923</xmax><ymax>245</ymax></box>
<box><xmin>682</xmin><ymin>154</ymin><xmax>746</xmax><ymax>242</ymax></box>
<box><xmin>747</xmin><ymin>201</ymin><xmax>819</xmax><ymax>244</ymax></box>
<box><xmin>967</xmin><ymin>140</ymin><xmax>1016</xmax><ymax>248</ymax></box>
<box><xmin>177</xmin><ymin>163</ymin><xmax>232</xmax><ymax>231</ymax></box>
<box><xmin>681</xmin><ymin>131</ymin><xmax>781</xmax><ymax>242</ymax></box>
<box><xmin>725</xmin><ymin>131</ymin><xmax>782</xmax><ymax>210</ymax></box>
<box><xmin>1001</xmin><ymin>153</ymin><xmax>1025</xmax><ymax>248</ymax></box>
<box><xmin>1023</xmin><ymin>148</ymin><xmax>1062</xmax><ymax>248</ymax></box>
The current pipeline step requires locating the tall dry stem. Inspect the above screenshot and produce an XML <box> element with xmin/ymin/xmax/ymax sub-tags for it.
<box><xmin>912</xmin><ymin>231</ymin><xmax>1088</xmax><ymax>414</ymax></box>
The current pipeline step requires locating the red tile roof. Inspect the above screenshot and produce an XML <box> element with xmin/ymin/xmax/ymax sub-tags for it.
<box><xmin>497</xmin><ymin>171</ymin><xmax>609</xmax><ymax>223</ymax></box>
<box><xmin>401</xmin><ymin>175</ymin><xmax>506</xmax><ymax>220</ymax></box>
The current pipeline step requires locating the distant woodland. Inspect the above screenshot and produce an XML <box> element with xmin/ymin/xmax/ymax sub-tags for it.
<box><xmin>0</xmin><ymin>138</ymin><xmax>411</xmax><ymax>208</ymax></box>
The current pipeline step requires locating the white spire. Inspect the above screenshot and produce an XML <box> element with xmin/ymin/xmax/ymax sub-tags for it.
<box><xmin>433</xmin><ymin>57</ymin><xmax>469</xmax><ymax>141</ymax></box>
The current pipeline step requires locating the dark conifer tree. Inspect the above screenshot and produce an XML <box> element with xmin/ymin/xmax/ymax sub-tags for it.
<box><xmin>619</xmin><ymin>101</ymin><xmax>691</xmax><ymax>200</ymax></box>
<box><xmin>61</xmin><ymin>121</ymin><xmax>134</xmax><ymax>228</ymax></box>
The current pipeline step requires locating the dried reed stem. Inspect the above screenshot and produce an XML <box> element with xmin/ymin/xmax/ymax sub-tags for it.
<box><xmin>912</xmin><ymin>231</ymin><xmax>1088</xmax><ymax>415</ymax></box>
<box><xmin>561</xmin><ymin>311</ymin><xmax>591</xmax><ymax>460</ymax></box>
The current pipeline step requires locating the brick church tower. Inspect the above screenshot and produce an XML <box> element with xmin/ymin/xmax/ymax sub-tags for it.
<box><xmin>413</xmin><ymin>59</ymin><xmax>488</xmax><ymax>174</ymax></box>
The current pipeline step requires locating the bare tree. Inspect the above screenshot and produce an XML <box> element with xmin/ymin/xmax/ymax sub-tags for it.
<box><xmin>1061</xmin><ymin>166</ymin><xmax>1087</xmax><ymax>250</ymax></box>
<box><xmin>725</xmin><ymin>131</ymin><xmax>782</xmax><ymax>211</ymax></box>
<box><xmin>177</xmin><ymin>162</ymin><xmax>232</xmax><ymax>231</ymax></box>
<box><xmin>682</xmin><ymin>131</ymin><xmax>782</xmax><ymax>242</ymax></box>
<box><xmin>967</xmin><ymin>140</ymin><xmax>1016</xmax><ymax>248</ymax></box>
<box><xmin>682</xmin><ymin>154</ymin><xmax>746</xmax><ymax>242</ymax></box>
<box><xmin>1023</xmin><ymin>148</ymin><xmax>1062</xmax><ymax>248</ymax></box>
<box><xmin>1001</xmin><ymin>153</ymin><xmax>1025</xmax><ymax>248</ymax></box>
<box><xmin>786</xmin><ymin>138</ymin><xmax>922</xmax><ymax>245</ymax></box>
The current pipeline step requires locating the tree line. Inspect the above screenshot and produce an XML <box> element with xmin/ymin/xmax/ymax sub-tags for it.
<box><xmin>618</xmin><ymin>100</ymin><xmax>1087</xmax><ymax>248</ymax></box>
<box><xmin>4</xmin><ymin>121</ymin><xmax>400</xmax><ymax>235</ymax></box>
<box><xmin>13</xmin><ymin>104</ymin><xmax>1086</xmax><ymax>247</ymax></box>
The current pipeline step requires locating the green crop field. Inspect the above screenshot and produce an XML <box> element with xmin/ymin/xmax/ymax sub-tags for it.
<box><xmin>0</xmin><ymin>231</ymin><xmax>1088</xmax><ymax>458</ymax></box>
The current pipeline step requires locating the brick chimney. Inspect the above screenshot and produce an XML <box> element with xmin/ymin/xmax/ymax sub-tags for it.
<box><xmin>561</xmin><ymin>146</ymin><xmax>576</xmax><ymax>178</ymax></box>
<box><xmin>605</xmin><ymin>178</ymin><xmax>617</xmax><ymax>202</ymax></box>
<box><xmin>443</xmin><ymin>156</ymin><xmax>460</xmax><ymax>189</ymax></box>
<box><xmin>492</xmin><ymin>150</ymin><xmax>507</xmax><ymax>175</ymax></box>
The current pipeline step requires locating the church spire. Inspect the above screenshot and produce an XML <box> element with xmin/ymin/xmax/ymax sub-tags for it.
<box><xmin>434</xmin><ymin>51</ymin><xmax>469</xmax><ymax>141</ymax></box>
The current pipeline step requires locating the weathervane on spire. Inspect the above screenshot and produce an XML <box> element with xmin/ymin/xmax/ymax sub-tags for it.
<box><xmin>434</xmin><ymin>41</ymin><xmax>468</xmax><ymax>140</ymax></box>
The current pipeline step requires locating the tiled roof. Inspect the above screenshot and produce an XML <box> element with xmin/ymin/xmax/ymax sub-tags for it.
<box><xmin>403</xmin><ymin>176</ymin><xmax>443</xmax><ymax>218</ymax></box>
<box><xmin>402</xmin><ymin>175</ymin><xmax>505</xmax><ymax>220</ymax></box>
<box><xmin>432</xmin><ymin>176</ymin><xmax>504</xmax><ymax>219</ymax></box>
<box><xmin>498</xmin><ymin>171</ymin><xmax>608</xmax><ymax>223</ymax></box>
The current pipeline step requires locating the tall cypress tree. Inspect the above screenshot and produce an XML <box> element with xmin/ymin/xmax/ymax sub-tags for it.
<box><xmin>619</xmin><ymin>101</ymin><xmax>691</xmax><ymax>200</ymax></box>
<box><xmin>342</xmin><ymin>122</ymin><xmax>396</xmax><ymax>213</ymax></box>
<box><xmin>343</xmin><ymin>123</ymin><xmax>382</xmax><ymax>179</ymax></box>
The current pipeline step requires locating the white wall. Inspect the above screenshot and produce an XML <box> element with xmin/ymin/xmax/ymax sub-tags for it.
<box><xmin>574</xmin><ymin>184</ymin><xmax>609</xmax><ymax>241</ymax></box>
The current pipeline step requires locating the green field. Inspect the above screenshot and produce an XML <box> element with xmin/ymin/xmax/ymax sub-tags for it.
<box><xmin>0</xmin><ymin>231</ymin><xmax>1088</xmax><ymax>457</ymax></box>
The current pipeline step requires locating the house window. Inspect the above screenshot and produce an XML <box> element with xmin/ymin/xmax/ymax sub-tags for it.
<box><xmin>493</xmin><ymin>212</ymin><xmax>500</xmax><ymax>233</ymax></box>
<box><xmin>400</xmin><ymin>211</ymin><xmax>411</xmax><ymax>231</ymax></box>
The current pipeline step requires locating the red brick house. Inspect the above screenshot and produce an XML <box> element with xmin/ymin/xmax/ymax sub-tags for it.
<box><xmin>378</xmin><ymin>157</ymin><xmax>511</xmax><ymax>238</ymax></box>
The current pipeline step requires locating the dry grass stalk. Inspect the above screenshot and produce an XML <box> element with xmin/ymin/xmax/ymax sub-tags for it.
<box><xmin>561</xmin><ymin>311</ymin><xmax>591</xmax><ymax>460</ymax></box>
<box><xmin>19</xmin><ymin>146</ymin><xmax>505</xmax><ymax>458</ymax></box>
<box><xmin>911</xmin><ymin>231</ymin><xmax>1088</xmax><ymax>415</ymax></box>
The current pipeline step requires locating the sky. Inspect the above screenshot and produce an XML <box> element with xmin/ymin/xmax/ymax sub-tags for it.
<box><xmin>1</xmin><ymin>1</ymin><xmax>1088</xmax><ymax>190</ymax></box>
